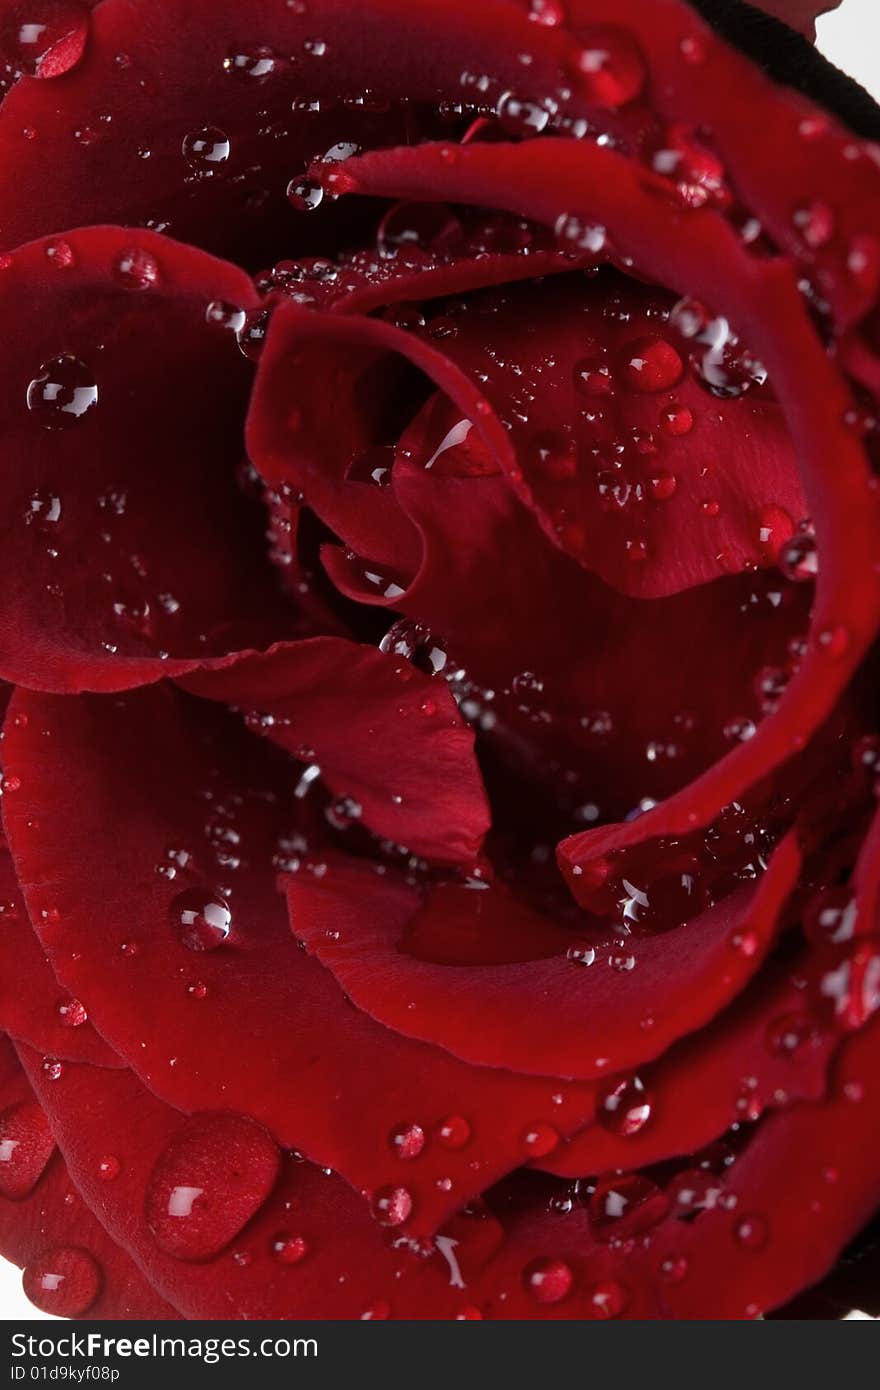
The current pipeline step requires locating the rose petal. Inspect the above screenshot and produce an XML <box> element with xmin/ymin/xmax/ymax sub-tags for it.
<box><xmin>21</xmin><ymin>1016</ymin><xmax>880</xmax><ymax>1318</ymax></box>
<box><xmin>0</xmin><ymin>225</ymin><xmax>298</xmax><ymax>694</ymax></box>
<box><xmin>182</xmin><ymin>639</ymin><xmax>489</xmax><ymax>863</ymax></box>
<box><xmin>0</xmin><ymin>1039</ymin><xmax>176</xmax><ymax>1319</ymax></box>
<box><xmin>283</xmin><ymin>835</ymin><xmax>801</xmax><ymax>1079</ymax></box>
<box><xmin>3</xmin><ymin>682</ymin><xmax>600</xmax><ymax>1236</ymax></box>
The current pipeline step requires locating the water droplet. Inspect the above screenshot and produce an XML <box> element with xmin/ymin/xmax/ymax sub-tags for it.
<box><xmin>388</xmin><ymin>1122</ymin><xmax>426</xmax><ymax>1161</ymax></box>
<box><xmin>571</xmin><ymin>27</ymin><xmax>646</xmax><ymax>108</ymax></box>
<box><xmin>566</xmin><ymin>940</ymin><xmax>597</xmax><ymax>967</ymax></box>
<box><xmin>145</xmin><ymin>1113</ymin><xmax>280</xmax><ymax>1260</ymax></box>
<box><xmin>778</xmin><ymin>531</ymin><xmax>817</xmax><ymax>582</ymax></box>
<box><xmin>622</xmin><ymin>336</ymin><xmax>683</xmax><ymax>393</ymax></box>
<box><xmin>528</xmin><ymin>430</ymin><xmax>577</xmax><ymax>482</ymax></box>
<box><xmin>527</xmin><ymin>0</ymin><xmax>566</xmax><ymax>24</ymax></box>
<box><xmin>170</xmin><ymin>888</ymin><xmax>232</xmax><ymax>952</ymax></box>
<box><xmin>435</xmin><ymin>1116</ymin><xmax>471</xmax><ymax>1149</ymax></box>
<box><xmin>97</xmin><ymin>1155</ymin><xmax>120</xmax><ymax>1182</ymax></box>
<box><xmin>661</xmin><ymin>404</ymin><xmax>694</xmax><ymax>437</ymax></box>
<box><xmin>817</xmin><ymin>624</ymin><xmax>849</xmax><ymax>658</ymax></box>
<box><xmin>45</xmin><ymin>239</ymin><xmax>74</xmax><ymax>269</ymax></box>
<box><xmin>766</xmin><ymin>1012</ymin><xmax>822</xmax><ymax>1059</ymax></box>
<box><xmin>112</xmin><ymin>246</ymin><xmax>159</xmax><ymax>290</ymax></box>
<box><xmin>522</xmin><ymin>1256</ymin><xmax>574</xmax><ymax>1304</ymax></box>
<box><xmin>270</xmin><ymin>1231</ymin><xmax>309</xmax><ymax>1264</ymax></box>
<box><xmin>589</xmin><ymin>1279</ymin><xmax>628</xmax><ymax>1318</ymax></box>
<box><xmin>792</xmin><ymin>201</ymin><xmax>834</xmax><ymax>250</ymax></box>
<box><xmin>554</xmin><ymin>214</ymin><xmax>607</xmax><ymax>254</ymax></box>
<box><xmin>205</xmin><ymin>300</ymin><xmax>247</xmax><ymax>333</ymax></box>
<box><xmin>649</xmin><ymin>470</ymin><xmax>677</xmax><ymax>501</ymax></box>
<box><xmin>236</xmin><ymin>306</ymin><xmax>272</xmax><ymax>362</ymax></box>
<box><xmin>23</xmin><ymin>1247</ymin><xmax>100</xmax><ymax>1316</ymax></box>
<box><xmin>223</xmin><ymin>46</ymin><xmax>279</xmax><ymax>81</ymax></box>
<box><xmin>733</xmin><ymin>1213</ymin><xmax>768</xmax><ymax>1250</ymax></box>
<box><xmin>597</xmin><ymin>1074</ymin><xmax>652</xmax><ymax>1136</ymax></box>
<box><xmin>27</xmin><ymin>354</ymin><xmax>97</xmax><ymax>429</ymax></box>
<box><xmin>377</xmin><ymin>202</ymin><xmax>462</xmax><ymax>260</ymax></box>
<box><xmin>380</xmin><ymin>620</ymin><xmax>447</xmax><ymax>676</ymax></box>
<box><xmin>521</xmin><ymin>1122</ymin><xmax>560</xmax><ymax>1158</ymax></box>
<box><xmin>496</xmin><ymin>91</ymin><xmax>550</xmax><ymax>136</ymax></box>
<box><xmin>41</xmin><ymin>1057</ymin><xmax>63</xmax><ymax>1082</ymax></box>
<box><xmin>182</xmin><ymin>127</ymin><xmax>230</xmax><ymax>174</ymax></box>
<box><xmin>660</xmin><ymin>1254</ymin><xmax>689</xmax><ymax>1284</ymax></box>
<box><xmin>371</xmin><ymin>1185</ymin><xmax>413</xmax><ymax>1227</ymax></box>
<box><xmin>0</xmin><ymin>1100</ymin><xmax>55</xmax><ymax>1198</ymax></box>
<box><xmin>588</xmin><ymin>1174</ymin><xmax>669</xmax><ymax>1240</ymax></box>
<box><xmin>56</xmin><ymin>996</ymin><xmax>87</xmax><ymax>1028</ymax></box>
<box><xmin>287</xmin><ymin>175</ymin><xmax>324</xmax><ymax>212</ymax></box>
<box><xmin>804</xmin><ymin>887</ymin><xmax>857</xmax><ymax>946</ymax></box>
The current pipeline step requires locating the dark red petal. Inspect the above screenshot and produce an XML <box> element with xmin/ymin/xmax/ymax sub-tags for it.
<box><xmin>284</xmin><ymin>835</ymin><xmax>801</xmax><ymax>1079</ymax></box>
<box><xmin>182</xmin><ymin>639</ymin><xmax>489</xmax><ymax>864</ymax></box>
<box><xmin>21</xmin><ymin>1018</ymin><xmax>880</xmax><ymax>1319</ymax></box>
<box><xmin>373</xmin><ymin>274</ymin><xmax>804</xmax><ymax>598</ymax></box>
<box><xmin>0</xmin><ymin>833</ymin><xmax>120</xmax><ymax>1066</ymax></box>
<box><xmin>0</xmin><ymin>225</ymin><xmax>297</xmax><ymax>694</ymax></box>
<box><xmin>256</xmin><ymin>306</ymin><xmax>810</xmax><ymax>824</ymax></box>
<box><xmin>540</xmin><ymin>948</ymin><xmax>839</xmax><ymax>1177</ymax></box>
<box><xmin>341</xmin><ymin>137</ymin><xmax>880</xmax><ymax>889</ymax></box>
<box><xmin>0</xmin><ymin>1039</ymin><xmax>176</xmax><ymax>1318</ymax></box>
<box><xmin>3</xmin><ymin>683</ymin><xmax>599</xmax><ymax>1236</ymax></box>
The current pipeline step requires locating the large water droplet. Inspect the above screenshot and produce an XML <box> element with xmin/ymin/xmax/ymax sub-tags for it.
<box><xmin>778</xmin><ymin>531</ymin><xmax>817</xmax><ymax>583</ymax></box>
<box><xmin>589</xmin><ymin>1279</ymin><xmax>628</xmax><ymax>1318</ymax></box>
<box><xmin>597</xmin><ymin>1074</ymin><xmax>652</xmax><ymax>1136</ymax></box>
<box><xmin>379</xmin><ymin>620</ymin><xmax>447</xmax><ymax>676</ymax></box>
<box><xmin>371</xmin><ymin>1185</ymin><xmax>413</xmax><ymax>1226</ymax></box>
<box><xmin>144</xmin><ymin>1112</ymin><xmax>280</xmax><ymax>1260</ymax></box>
<box><xmin>27</xmin><ymin>355</ymin><xmax>97</xmax><ymax>429</ymax></box>
<box><xmin>22</xmin><ymin>1247</ymin><xmax>100</xmax><ymax>1316</ymax></box>
<box><xmin>0</xmin><ymin>1100</ymin><xmax>55</xmax><ymax>1198</ymax></box>
<box><xmin>570</xmin><ymin>27</ymin><xmax>646</xmax><ymax>108</ymax></box>
<box><xmin>270</xmin><ymin>1231</ymin><xmax>309</xmax><ymax>1264</ymax></box>
<box><xmin>434</xmin><ymin>1115</ymin><xmax>471</xmax><ymax>1149</ymax></box>
<box><xmin>182</xmin><ymin>127</ymin><xmax>231</xmax><ymax>174</ymax></box>
<box><xmin>287</xmin><ymin>175</ymin><xmax>324</xmax><ymax>213</ymax></box>
<box><xmin>523</xmin><ymin>1256</ymin><xmax>574</xmax><ymax>1304</ymax></box>
<box><xmin>170</xmin><ymin>888</ymin><xmax>232</xmax><ymax>952</ymax></box>
<box><xmin>388</xmin><ymin>1122</ymin><xmax>426</xmax><ymax>1161</ymax></box>
<box><xmin>588</xmin><ymin>1173</ymin><xmax>669</xmax><ymax>1240</ymax></box>
<box><xmin>621</xmin><ymin>336</ymin><xmax>683</xmax><ymax>393</ymax></box>
<box><xmin>112</xmin><ymin>246</ymin><xmax>160</xmax><ymax>291</ymax></box>
<box><xmin>223</xmin><ymin>46</ymin><xmax>279</xmax><ymax>81</ymax></box>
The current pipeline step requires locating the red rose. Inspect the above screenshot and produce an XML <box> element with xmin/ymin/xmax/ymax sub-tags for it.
<box><xmin>0</xmin><ymin>0</ymin><xmax>878</xmax><ymax>1322</ymax></box>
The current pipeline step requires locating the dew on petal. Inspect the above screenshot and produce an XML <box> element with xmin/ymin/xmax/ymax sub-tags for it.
<box><xmin>522</xmin><ymin>1256</ymin><xmax>574</xmax><ymax>1304</ymax></box>
<box><xmin>144</xmin><ymin>1113</ymin><xmax>280</xmax><ymax>1260</ymax></box>
<box><xmin>371</xmin><ymin>1185</ymin><xmax>413</xmax><ymax>1227</ymax></box>
<box><xmin>388</xmin><ymin>1122</ymin><xmax>426</xmax><ymax>1161</ymax></box>
<box><xmin>170</xmin><ymin>888</ymin><xmax>232</xmax><ymax>952</ymax></box>
<box><xmin>0</xmin><ymin>1100</ymin><xmax>55</xmax><ymax>1199</ymax></box>
<box><xmin>597</xmin><ymin>1074</ymin><xmax>652</xmax><ymax>1136</ymax></box>
<box><xmin>112</xmin><ymin>247</ymin><xmax>160</xmax><ymax>290</ymax></box>
<box><xmin>27</xmin><ymin>355</ymin><xmax>97</xmax><ymax>429</ymax></box>
<box><xmin>182</xmin><ymin>127</ymin><xmax>231</xmax><ymax>173</ymax></box>
<box><xmin>270</xmin><ymin>1232</ymin><xmax>309</xmax><ymax>1264</ymax></box>
<box><xmin>23</xmin><ymin>1247</ymin><xmax>101</xmax><ymax>1316</ymax></box>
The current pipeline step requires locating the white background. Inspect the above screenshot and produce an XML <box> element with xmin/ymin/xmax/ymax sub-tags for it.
<box><xmin>0</xmin><ymin>0</ymin><xmax>877</xmax><ymax>1325</ymax></box>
